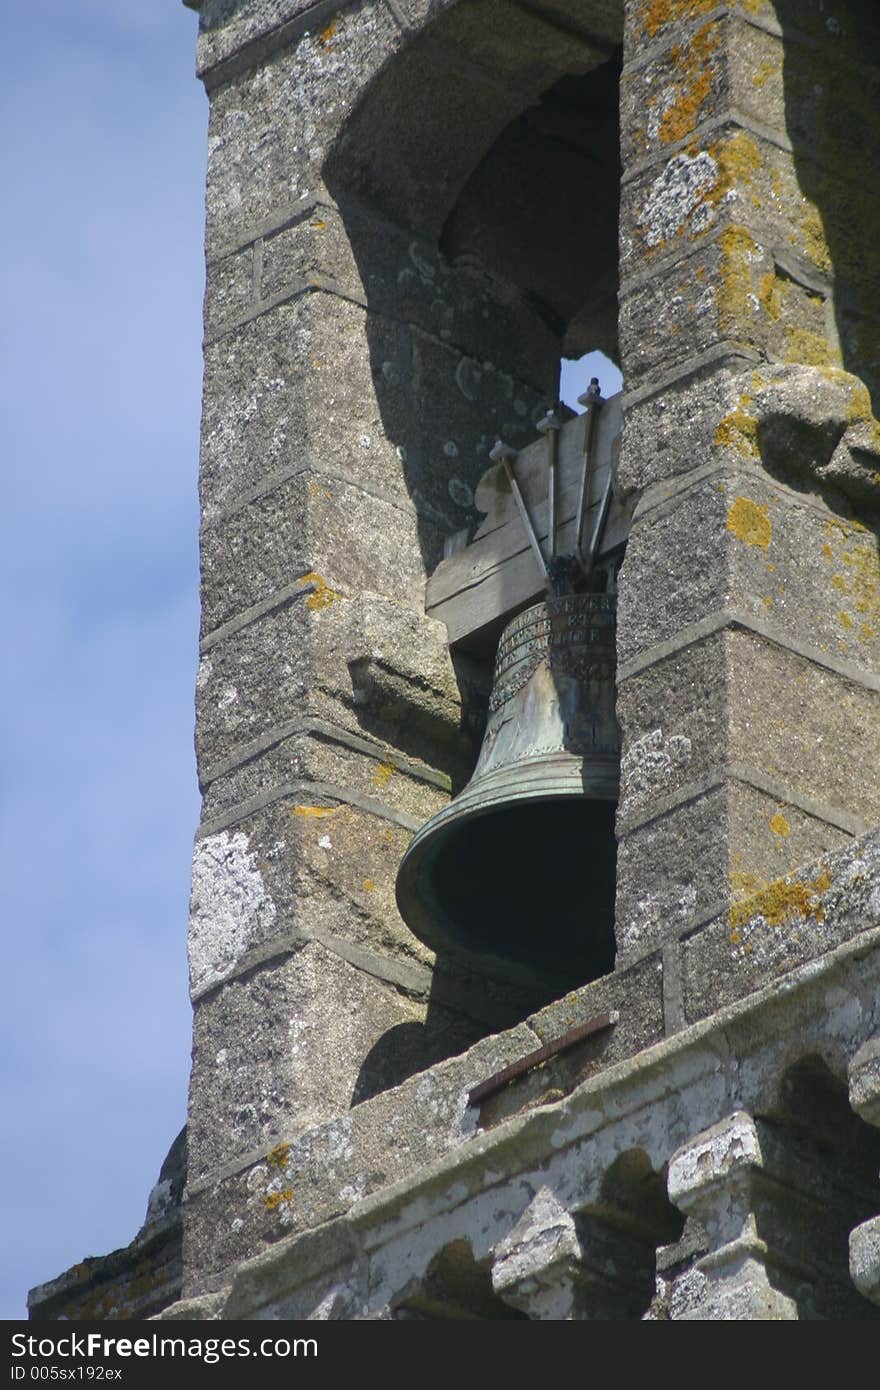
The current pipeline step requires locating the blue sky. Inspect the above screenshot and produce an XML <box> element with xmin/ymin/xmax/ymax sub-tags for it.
<box><xmin>0</xmin><ymin>2</ymin><xmax>623</xmax><ymax>1322</ymax></box>
<box><xmin>2</xmin><ymin>2</ymin><xmax>205</xmax><ymax>1319</ymax></box>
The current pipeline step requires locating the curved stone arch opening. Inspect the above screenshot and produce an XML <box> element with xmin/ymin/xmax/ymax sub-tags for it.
<box><xmin>752</xmin><ymin>1054</ymin><xmax>880</xmax><ymax>1318</ymax></box>
<box><xmin>323</xmin><ymin>0</ymin><xmax>624</xmax><ymax>580</ymax></box>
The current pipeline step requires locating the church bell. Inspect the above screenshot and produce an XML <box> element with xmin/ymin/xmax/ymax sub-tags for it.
<box><xmin>395</xmin><ymin>589</ymin><xmax>619</xmax><ymax>983</ymax></box>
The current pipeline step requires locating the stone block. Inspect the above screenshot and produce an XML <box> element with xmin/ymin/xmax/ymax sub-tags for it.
<box><xmin>199</xmin><ymin>723</ymin><xmax>448</xmax><ymax>827</ymax></box>
<box><xmin>194</xmin><ymin>593</ymin><xmax>316</xmax><ymax>773</ymax></box>
<box><xmin>187</xmin><ymin>940</ymin><xmax>428</xmax><ymax>1178</ymax></box>
<box><xmin>615</xmin><ymin>786</ymin><xmax>729</xmax><ymax>962</ymax></box>
<box><xmin>850</xmin><ymin>1216</ymin><xmax>880</xmax><ymax>1306</ymax></box>
<box><xmin>619</xmin><ymin>232</ymin><xmax>831</xmax><ymax>387</ymax></box>
<box><xmin>201</xmin><ymin>296</ymin><xmax>414</xmax><ymax>519</ymax></box>
<box><xmin>619</xmin><ymin>123</ymin><xmax>864</xmax><ymax>289</ymax></box>
<box><xmin>475</xmin><ymin>955</ymin><xmax>666</xmax><ymax>1128</ymax></box>
<box><xmin>189</xmin><ymin>796</ymin><xmax>432</xmax><ymax>1000</ymax></box>
<box><xmin>727</xmin><ymin>629</ymin><xmax>880</xmax><ymax>826</ymax></box>
<box><xmin>682</xmin><ymin>827</ymin><xmax>880</xmax><ymax>1023</ymax></box>
<box><xmin>202</xmin><ymin>8</ymin><xmax>400</xmax><ymax>252</ymax></box>
<box><xmin>617</xmin><ymin>633</ymin><xmax>728</xmax><ymax>823</ymax></box>
<box><xmin>196</xmin><ymin>0</ymin><xmax>333</xmax><ymax>78</ymax></box>
<box><xmin>199</xmin><ymin>468</ymin><xmax>428</xmax><ymax>636</ymax></box>
<box><xmin>618</xmin><ymin>486</ymin><xmax>731</xmax><ymax>664</ymax></box>
<box><xmin>849</xmin><ymin>1037</ymin><xmax>880</xmax><ymax>1128</ymax></box>
<box><xmin>330</xmin><ymin>199</ymin><xmax>559</xmax><ymax>385</ymax></box>
<box><xmin>618</xmin><ymin>363</ymin><xmax>742</xmax><ymax>500</ymax></box>
<box><xmin>203</xmin><ymin>244</ymin><xmax>254</xmax><ymax>339</ymax></box>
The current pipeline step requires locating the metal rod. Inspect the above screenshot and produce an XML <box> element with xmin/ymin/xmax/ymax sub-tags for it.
<box><xmin>490</xmin><ymin>439</ymin><xmax>548</xmax><ymax>582</ymax></box>
<box><xmin>584</xmin><ymin>468</ymin><xmax>614</xmax><ymax>584</ymax></box>
<box><xmin>574</xmin><ymin>377</ymin><xmax>603</xmax><ymax>570</ymax></box>
<box><xmin>467</xmin><ymin>1010</ymin><xmax>618</xmax><ymax>1107</ymax></box>
<box><xmin>537</xmin><ymin>407</ymin><xmax>564</xmax><ymax>558</ymax></box>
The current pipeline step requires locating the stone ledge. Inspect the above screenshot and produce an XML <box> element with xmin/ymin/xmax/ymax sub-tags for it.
<box><xmin>165</xmin><ymin>916</ymin><xmax>880</xmax><ymax>1318</ymax></box>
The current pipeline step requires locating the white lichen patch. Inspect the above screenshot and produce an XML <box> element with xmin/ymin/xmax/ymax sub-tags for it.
<box><xmin>621</xmin><ymin>727</ymin><xmax>693</xmax><ymax>806</ymax></box>
<box><xmin>188</xmin><ymin>829</ymin><xmax>277</xmax><ymax>998</ymax></box>
<box><xmin>638</xmin><ymin>151</ymin><xmax>719</xmax><ymax>247</ymax></box>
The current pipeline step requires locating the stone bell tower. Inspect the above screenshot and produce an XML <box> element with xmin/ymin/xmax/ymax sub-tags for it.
<box><xmin>29</xmin><ymin>0</ymin><xmax>880</xmax><ymax>1321</ymax></box>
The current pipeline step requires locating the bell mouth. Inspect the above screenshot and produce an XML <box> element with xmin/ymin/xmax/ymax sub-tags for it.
<box><xmin>396</xmin><ymin>788</ymin><xmax>617</xmax><ymax>987</ymax></box>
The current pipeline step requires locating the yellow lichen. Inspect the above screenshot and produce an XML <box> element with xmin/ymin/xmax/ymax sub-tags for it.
<box><xmin>860</xmin><ymin>624</ymin><xmax>876</xmax><ymax>641</ymax></box>
<box><xmin>729</xmin><ymin>867</ymin><xmax>831</xmax><ymax>932</ymax></box>
<box><xmin>264</xmin><ymin>1189</ymin><xmax>294</xmax><ymax>1211</ymax></box>
<box><xmin>751</xmin><ymin>58</ymin><xmax>778</xmax><ymax>88</ymax></box>
<box><xmin>758</xmin><ymin>269</ymin><xmax>787</xmax><ymax>321</ymax></box>
<box><xmin>726</xmin><ymin>496</ymin><xmax>772</xmax><ymax>547</ymax></box>
<box><xmin>785</xmin><ymin>326</ymin><xmax>840</xmax><ymax>367</ymax></box>
<box><xmin>715</xmin><ymin>406</ymin><xmax>760</xmax><ymax>458</ymax></box>
<box><xmin>839</xmin><ymin>610</ymin><xmax>854</xmax><ymax>629</ymax></box>
<box><xmin>297</xmin><ymin>571</ymin><xmax>344</xmax><ymax>611</ymax></box>
<box><xmin>292</xmin><ymin>804</ymin><xmax>336</xmax><ymax>818</ymax></box>
<box><xmin>371</xmin><ymin>762</ymin><xmax>395</xmax><ymax>790</ymax></box>
<box><xmin>267</xmin><ymin>1142</ymin><xmax>291</xmax><ymax>1169</ymax></box>
<box><xmin>800</xmin><ymin>205</ymin><xmax>832</xmax><ymax>273</ymax></box>
<box><xmin>769</xmin><ymin>812</ymin><xmax>790</xmax><ymax>837</ymax></box>
<box><xmin>714</xmin><ymin>132</ymin><xmax>762</xmax><ymax>202</ymax></box>
<box><xmin>845</xmin><ymin>379</ymin><xmax>880</xmax><ymax>450</ymax></box>
<box><xmin>715</xmin><ymin>226</ymin><xmax>759</xmax><ymax>333</ymax></box>
<box><xmin>362</xmin><ymin>879</ymin><xmax>376</xmax><ymax>892</ymax></box>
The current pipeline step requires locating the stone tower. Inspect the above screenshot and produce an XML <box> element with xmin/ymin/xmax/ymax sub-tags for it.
<box><xmin>30</xmin><ymin>0</ymin><xmax>880</xmax><ymax>1321</ymax></box>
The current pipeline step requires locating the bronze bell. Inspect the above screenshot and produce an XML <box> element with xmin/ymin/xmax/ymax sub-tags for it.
<box><xmin>395</xmin><ymin>590</ymin><xmax>619</xmax><ymax>985</ymax></box>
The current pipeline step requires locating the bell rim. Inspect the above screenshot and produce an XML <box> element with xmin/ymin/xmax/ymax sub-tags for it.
<box><xmin>396</xmin><ymin>756</ymin><xmax>618</xmax><ymax>962</ymax></box>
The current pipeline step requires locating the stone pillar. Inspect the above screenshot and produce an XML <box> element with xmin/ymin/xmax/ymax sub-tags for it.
<box><xmin>492</xmin><ymin>1187</ymin><xmax>668</xmax><ymax>1319</ymax></box>
<box><xmin>615</xmin><ymin>0</ymin><xmax>880</xmax><ymax>1025</ymax></box>
<box><xmin>665</xmin><ymin>1113</ymin><xmax>798</xmax><ymax>1319</ymax></box>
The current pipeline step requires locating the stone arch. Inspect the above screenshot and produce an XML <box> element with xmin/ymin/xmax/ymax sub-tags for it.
<box><xmin>753</xmin><ymin>1054</ymin><xmax>880</xmax><ymax>1317</ymax></box>
<box><xmin>323</xmin><ymin>0</ymin><xmax>624</xmax><ymax>578</ymax></box>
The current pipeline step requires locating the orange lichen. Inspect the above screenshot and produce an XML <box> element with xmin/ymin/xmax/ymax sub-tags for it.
<box><xmin>319</xmin><ymin>19</ymin><xmax>338</xmax><ymax>45</ymax></box>
<box><xmin>657</xmin><ymin>23</ymin><xmax>719</xmax><ymax>145</ymax></box>
<box><xmin>637</xmin><ymin>0</ymin><xmax>717</xmax><ymax>38</ymax></box>
<box><xmin>726</xmin><ymin>496</ymin><xmax>772</xmax><ymax>547</ymax></box>
<box><xmin>297</xmin><ymin>571</ymin><xmax>344</xmax><ymax>610</ymax></box>
<box><xmin>267</xmin><ymin>1142</ymin><xmax>291</xmax><ymax>1169</ymax></box>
